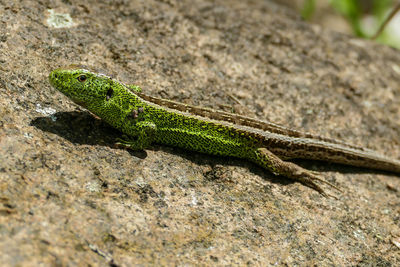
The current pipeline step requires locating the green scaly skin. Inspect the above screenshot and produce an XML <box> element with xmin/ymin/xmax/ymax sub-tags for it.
<box><xmin>49</xmin><ymin>66</ymin><xmax>344</xmax><ymax>197</ymax></box>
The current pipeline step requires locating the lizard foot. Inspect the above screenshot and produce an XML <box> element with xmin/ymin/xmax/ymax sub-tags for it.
<box><xmin>253</xmin><ymin>148</ymin><xmax>341</xmax><ymax>198</ymax></box>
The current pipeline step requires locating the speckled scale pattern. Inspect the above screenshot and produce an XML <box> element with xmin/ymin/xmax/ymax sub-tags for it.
<box><xmin>49</xmin><ymin>67</ymin><xmax>260</xmax><ymax>160</ymax></box>
<box><xmin>129</xmin><ymin>100</ymin><xmax>262</xmax><ymax>159</ymax></box>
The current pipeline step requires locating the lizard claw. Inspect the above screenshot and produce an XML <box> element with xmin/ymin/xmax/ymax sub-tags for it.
<box><xmin>297</xmin><ymin>170</ymin><xmax>342</xmax><ymax>198</ymax></box>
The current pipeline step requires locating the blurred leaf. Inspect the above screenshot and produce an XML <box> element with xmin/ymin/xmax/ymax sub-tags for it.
<box><xmin>301</xmin><ymin>0</ymin><xmax>316</xmax><ymax>20</ymax></box>
<box><xmin>330</xmin><ymin>0</ymin><xmax>365</xmax><ymax>36</ymax></box>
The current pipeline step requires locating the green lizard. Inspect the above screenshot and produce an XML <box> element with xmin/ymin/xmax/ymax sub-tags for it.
<box><xmin>49</xmin><ymin>65</ymin><xmax>400</xmax><ymax>197</ymax></box>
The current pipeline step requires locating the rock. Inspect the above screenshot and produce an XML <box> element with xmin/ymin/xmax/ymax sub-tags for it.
<box><xmin>0</xmin><ymin>0</ymin><xmax>399</xmax><ymax>265</ymax></box>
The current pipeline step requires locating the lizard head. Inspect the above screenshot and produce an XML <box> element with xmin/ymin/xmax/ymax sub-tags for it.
<box><xmin>49</xmin><ymin>65</ymin><xmax>115</xmax><ymax>109</ymax></box>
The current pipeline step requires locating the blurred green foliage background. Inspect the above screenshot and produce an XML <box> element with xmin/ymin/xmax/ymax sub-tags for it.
<box><xmin>299</xmin><ymin>0</ymin><xmax>400</xmax><ymax>49</ymax></box>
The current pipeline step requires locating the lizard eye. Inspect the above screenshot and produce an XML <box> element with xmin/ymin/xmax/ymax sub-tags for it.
<box><xmin>77</xmin><ymin>75</ymin><xmax>87</xmax><ymax>82</ymax></box>
<box><xmin>106</xmin><ymin>88</ymin><xmax>113</xmax><ymax>100</ymax></box>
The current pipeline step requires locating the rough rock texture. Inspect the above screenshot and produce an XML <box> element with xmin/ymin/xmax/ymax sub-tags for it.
<box><xmin>1</xmin><ymin>0</ymin><xmax>400</xmax><ymax>266</ymax></box>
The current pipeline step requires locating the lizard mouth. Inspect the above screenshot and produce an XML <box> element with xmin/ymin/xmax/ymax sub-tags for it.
<box><xmin>49</xmin><ymin>71</ymin><xmax>86</xmax><ymax>108</ymax></box>
<box><xmin>70</xmin><ymin>98</ymin><xmax>87</xmax><ymax>108</ymax></box>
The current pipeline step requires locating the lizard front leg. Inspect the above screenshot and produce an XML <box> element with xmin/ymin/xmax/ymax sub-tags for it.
<box><xmin>252</xmin><ymin>148</ymin><xmax>340</xmax><ymax>197</ymax></box>
<box><xmin>116</xmin><ymin>121</ymin><xmax>157</xmax><ymax>151</ymax></box>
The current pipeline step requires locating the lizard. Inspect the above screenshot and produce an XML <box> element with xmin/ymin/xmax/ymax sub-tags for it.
<box><xmin>48</xmin><ymin>65</ymin><xmax>400</xmax><ymax>197</ymax></box>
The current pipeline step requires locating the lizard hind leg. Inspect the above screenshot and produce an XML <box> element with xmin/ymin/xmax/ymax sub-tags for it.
<box><xmin>252</xmin><ymin>148</ymin><xmax>341</xmax><ymax>198</ymax></box>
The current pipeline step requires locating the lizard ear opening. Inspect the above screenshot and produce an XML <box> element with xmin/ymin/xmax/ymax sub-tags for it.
<box><xmin>106</xmin><ymin>88</ymin><xmax>113</xmax><ymax>100</ymax></box>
